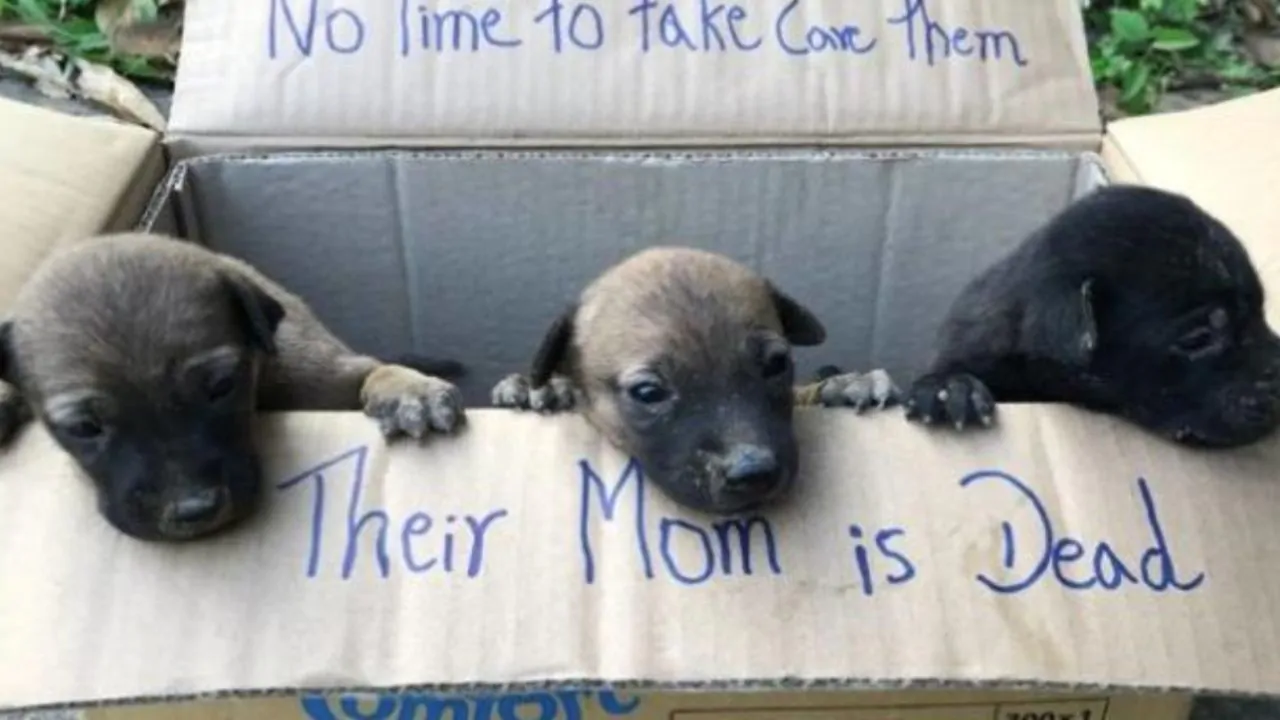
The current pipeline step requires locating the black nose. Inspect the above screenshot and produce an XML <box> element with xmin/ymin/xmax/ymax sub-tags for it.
<box><xmin>723</xmin><ymin>444</ymin><xmax>780</xmax><ymax>492</ymax></box>
<box><xmin>166</xmin><ymin>488</ymin><xmax>226</xmax><ymax>526</ymax></box>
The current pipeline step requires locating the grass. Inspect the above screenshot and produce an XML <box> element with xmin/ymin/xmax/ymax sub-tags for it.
<box><xmin>0</xmin><ymin>0</ymin><xmax>177</xmax><ymax>85</ymax></box>
<box><xmin>1084</xmin><ymin>0</ymin><xmax>1280</xmax><ymax>116</ymax></box>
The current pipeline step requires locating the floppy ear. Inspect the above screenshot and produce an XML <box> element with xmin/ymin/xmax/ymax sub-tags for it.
<box><xmin>0</xmin><ymin>320</ymin><xmax>13</xmax><ymax>383</ymax></box>
<box><xmin>769</xmin><ymin>284</ymin><xmax>826</xmax><ymax>347</ymax></box>
<box><xmin>530</xmin><ymin>303</ymin><xmax>577</xmax><ymax>387</ymax></box>
<box><xmin>222</xmin><ymin>274</ymin><xmax>286</xmax><ymax>356</ymax></box>
<box><xmin>1020</xmin><ymin>278</ymin><xmax>1098</xmax><ymax>366</ymax></box>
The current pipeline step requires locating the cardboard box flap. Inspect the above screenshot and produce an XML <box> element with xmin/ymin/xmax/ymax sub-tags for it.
<box><xmin>2</xmin><ymin>408</ymin><xmax>1280</xmax><ymax>711</ymax></box>
<box><xmin>1102</xmin><ymin>87</ymin><xmax>1280</xmax><ymax>326</ymax></box>
<box><xmin>167</xmin><ymin>0</ymin><xmax>1101</xmax><ymax>150</ymax></box>
<box><xmin>0</xmin><ymin>97</ymin><xmax>161</xmax><ymax>313</ymax></box>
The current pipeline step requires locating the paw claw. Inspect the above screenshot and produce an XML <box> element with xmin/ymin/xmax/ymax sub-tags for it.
<box><xmin>816</xmin><ymin>368</ymin><xmax>900</xmax><ymax>413</ymax></box>
<box><xmin>904</xmin><ymin>372</ymin><xmax>997</xmax><ymax>433</ymax></box>
<box><xmin>491</xmin><ymin>373</ymin><xmax>532</xmax><ymax>409</ymax></box>
<box><xmin>361</xmin><ymin>366</ymin><xmax>466</xmax><ymax>441</ymax></box>
<box><xmin>491</xmin><ymin>373</ymin><xmax>576</xmax><ymax>413</ymax></box>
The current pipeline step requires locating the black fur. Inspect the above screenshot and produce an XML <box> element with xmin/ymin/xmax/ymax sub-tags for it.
<box><xmin>0</xmin><ymin>320</ymin><xmax>12</xmax><ymax>383</ymax></box>
<box><xmin>529</xmin><ymin>303</ymin><xmax>577</xmax><ymax>387</ymax></box>
<box><xmin>907</xmin><ymin>184</ymin><xmax>1280</xmax><ymax>448</ymax></box>
<box><xmin>222</xmin><ymin>274</ymin><xmax>285</xmax><ymax>355</ymax></box>
<box><xmin>769</xmin><ymin>284</ymin><xmax>827</xmax><ymax>346</ymax></box>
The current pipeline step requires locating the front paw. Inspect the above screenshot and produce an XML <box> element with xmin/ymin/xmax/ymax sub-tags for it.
<box><xmin>810</xmin><ymin>369</ymin><xmax>901</xmax><ymax>412</ymax></box>
<box><xmin>903</xmin><ymin>372</ymin><xmax>996</xmax><ymax>430</ymax></box>
<box><xmin>360</xmin><ymin>365</ymin><xmax>466</xmax><ymax>440</ymax></box>
<box><xmin>0</xmin><ymin>381</ymin><xmax>31</xmax><ymax>448</ymax></box>
<box><xmin>491</xmin><ymin>373</ymin><xmax>576</xmax><ymax>413</ymax></box>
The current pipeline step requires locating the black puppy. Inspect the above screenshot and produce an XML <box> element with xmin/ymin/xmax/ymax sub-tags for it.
<box><xmin>894</xmin><ymin>184</ymin><xmax>1280</xmax><ymax>448</ymax></box>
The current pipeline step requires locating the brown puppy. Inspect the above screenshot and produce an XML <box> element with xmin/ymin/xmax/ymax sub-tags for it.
<box><xmin>491</xmin><ymin>246</ymin><xmax>897</xmax><ymax>516</ymax></box>
<box><xmin>0</xmin><ymin>232</ymin><xmax>466</xmax><ymax>542</ymax></box>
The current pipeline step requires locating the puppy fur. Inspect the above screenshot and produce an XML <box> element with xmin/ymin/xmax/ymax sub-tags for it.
<box><xmin>491</xmin><ymin>246</ymin><xmax>897</xmax><ymax>516</ymax></box>
<box><xmin>829</xmin><ymin>184</ymin><xmax>1280</xmax><ymax>448</ymax></box>
<box><xmin>0</xmin><ymin>232</ymin><xmax>467</xmax><ymax>542</ymax></box>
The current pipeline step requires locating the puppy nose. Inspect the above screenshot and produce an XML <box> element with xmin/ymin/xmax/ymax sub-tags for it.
<box><xmin>166</xmin><ymin>488</ymin><xmax>226</xmax><ymax>526</ymax></box>
<box><xmin>723</xmin><ymin>444</ymin><xmax>780</xmax><ymax>491</ymax></box>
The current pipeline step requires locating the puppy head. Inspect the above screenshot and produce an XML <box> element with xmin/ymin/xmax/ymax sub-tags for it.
<box><xmin>0</xmin><ymin>234</ymin><xmax>285</xmax><ymax>541</ymax></box>
<box><xmin>1021</xmin><ymin>185</ymin><xmax>1280</xmax><ymax>448</ymax></box>
<box><xmin>532</xmin><ymin>247</ymin><xmax>825</xmax><ymax>515</ymax></box>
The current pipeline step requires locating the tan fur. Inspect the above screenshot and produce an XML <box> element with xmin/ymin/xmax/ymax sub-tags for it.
<box><xmin>492</xmin><ymin>245</ymin><xmax>896</xmax><ymax>516</ymax></box>
<box><xmin>1</xmin><ymin>231</ymin><xmax>464</xmax><ymax>442</ymax></box>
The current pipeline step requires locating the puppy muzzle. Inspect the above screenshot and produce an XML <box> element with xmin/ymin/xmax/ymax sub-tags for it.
<box><xmin>697</xmin><ymin>443</ymin><xmax>793</xmax><ymax>513</ymax></box>
<box><xmin>157</xmin><ymin>486</ymin><xmax>235</xmax><ymax>540</ymax></box>
<box><xmin>1167</xmin><ymin>378</ymin><xmax>1280</xmax><ymax>448</ymax></box>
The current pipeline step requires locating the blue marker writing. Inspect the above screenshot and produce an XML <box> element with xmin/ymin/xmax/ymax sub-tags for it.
<box><xmin>885</xmin><ymin>0</ymin><xmax>1028</xmax><ymax>67</ymax></box>
<box><xmin>268</xmin><ymin>0</ymin><xmax>367</xmax><ymax>58</ymax></box>
<box><xmin>277</xmin><ymin>446</ymin><xmax>509</xmax><ymax>581</ymax></box>
<box><xmin>578</xmin><ymin>458</ymin><xmax>782</xmax><ymax>586</ymax></box>
<box><xmin>959</xmin><ymin>469</ymin><xmax>1205</xmax><ymax>595</ymax></box>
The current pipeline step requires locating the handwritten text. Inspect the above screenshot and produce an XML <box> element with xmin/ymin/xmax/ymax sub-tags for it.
<box><xmin>266</xmin><ymin>0</ymin><xmax>1028</xmax><ymax>67</ymax></box>
<box><xmin>278</xmin><ymin>446</ymin><xmax>509</xmax><ymax>581</ymax></box>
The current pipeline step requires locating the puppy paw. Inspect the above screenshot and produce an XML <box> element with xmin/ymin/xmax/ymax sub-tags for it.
<box><xmin>360</xmin><ymin>365</ymin><xmax>466</xmax><ymax>440</ymax></box>
<box><xmin>811</xmin><ymin>369</ymin><xmax>902</xmax><ymax>412</ymax></box>
<box><xmin>0</xmin><ymin>382</ymin><xmax>30</xmax><ymax>448</ymax></box>
<box><xmin>904</xmin><ymin>372</ymin><xmax>996</xmax><ymax>431</ymax></box>
<box><xmin>491</xmin><ymin>373</ymin><xmax>576</xmax><ymax>413</ymax></box>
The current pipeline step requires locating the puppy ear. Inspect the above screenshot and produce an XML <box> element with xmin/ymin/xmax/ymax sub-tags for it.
<box><xmin>0</xmin><ymin>321</ymin><xmax>12</xmax><ymax>383</ymax></box>
<box><xmin>1020</xmin><ymin>278</ymin><xmax>1098</xmax><ymax>366</ymax></box>
<box><xmin>769</xmin><ymin>284</ymin><xmax>826</xmax><ymax>346</ymax></box>
<box><xmin>221</xmin><ymin>274</ymin><xmax>286</xmax><ymax>356</ymax></box>
<box><xmin>530</xmin><ymin>303</ymin><xmax>577</xmax><ymax>387</ymax></box>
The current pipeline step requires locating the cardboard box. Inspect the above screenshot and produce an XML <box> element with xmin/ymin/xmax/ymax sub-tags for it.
<box><xmin>1</xmin><ymin>1</ymin><xmax>1279</xmax><ymax>719</ymax></box>
<box><xmin>0</xmin><ymin>96</ymin><xmax>163</xmax><ymax>311</ymax></box>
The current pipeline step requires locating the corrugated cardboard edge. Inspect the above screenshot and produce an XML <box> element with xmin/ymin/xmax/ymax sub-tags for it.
<box><xmin>160</xmin><ymin>133</ymin><xmax>1104</xmax><ymax>162</ymax></box>
<box><xmin>7</xmin><ymin>676</ymin><xmax>1211</xmax><ymax>715</ymax></box>
<box><xmin>138</xmin><ymin>145</ymin><xmax>1110</xmax><ymax>232</ymax></box>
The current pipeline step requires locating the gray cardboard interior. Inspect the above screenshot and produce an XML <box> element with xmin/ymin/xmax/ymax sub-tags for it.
<box><xmin>140</xmin><ymin>149</ymin><xmax>1108</xmax><ymax>406</ymax></box>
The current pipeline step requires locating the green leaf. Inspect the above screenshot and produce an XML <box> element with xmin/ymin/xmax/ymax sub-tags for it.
<box><xmin>1120</xmin><ymin>62</ymin><xmax>1154</xmax><ymax>104</ymax></box>
<box><xmin>1151</xmin><ymin>26</ymin><xmax>1199</xmax><ymax>51</ymax></box>
<box><xmin>1110</xmin><ymin>9</ymin><xmax>1152</xmax><ymax>44</ymax></box>
<box><xmin>1165</xmin><ymin>0</ymin><xmax>1202</xmax><ymax>24</ymax></box>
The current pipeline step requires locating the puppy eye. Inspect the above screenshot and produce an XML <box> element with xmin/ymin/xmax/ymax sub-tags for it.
<box><xmin>1175</xmin><ymin>327</ymin><xmax>1219</xmax><ymax>355</ymax></box>
<box><xmin>627</xmin><ymin>382</ymin><xmax>671</xmax><ymax>405</ymax></box>
<box><xmin>761</xmin><ymin>352</ymin><xmax>792</xmax><ymax>378</ymax></box>
<box><xmin>206</xmin><ymin>375</ymin><xmax>236</xmax><ymax>402</ymax></box>
<box><xmin>62</xmin><ymin>416</ymin><xmax>105</xmax><ymax>441</ymax></box>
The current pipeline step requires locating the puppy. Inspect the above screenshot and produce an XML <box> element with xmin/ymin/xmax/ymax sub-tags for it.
<box><xmin>825</xmin><ymin>184</ymin><xmax>1280</xmax><ymax>448</ymax></box>
<box><xmin>0</xmin><ymin>232</ymin><xmax>467</xmax><ymax>542</ymax></box>
<box><xmin>490</xmin><ymin>246</ymin><xmax>897</xmax><ymax>516</ymax></box>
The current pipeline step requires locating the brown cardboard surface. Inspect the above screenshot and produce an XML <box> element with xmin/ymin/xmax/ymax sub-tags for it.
<box><xmin>0</xmin><ymin>97</ymin><xmax>162</xmax><ymax>313</ymax></box>
<box><xmin>0</xmin><ymin>407</ymin><xmax>1268</xmax><ymax>712</ymax></box>
<box><xmin>0</xmin><ymin>2</ymin><xmax>1275</xmax><ymax>720</ymax></box>
<box><xmin>167</xmin><ymin>0</ymin><xmax>1100</xmax><ymax>151</ymax></box>
<box><xmin>82</xmin><ymin>688</ymin><xmax>1192</xmax><ymax>720</ymax></box>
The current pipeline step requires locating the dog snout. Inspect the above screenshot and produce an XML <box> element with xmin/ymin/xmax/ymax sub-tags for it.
<box><xmin>157</xmin><ymin>485</ymin><xmax>233</xmax><ymax>539</ymax></box>
<box><xmin>722</xmin><ymin>444</ymin><xmax>781</xmax><ymax>493</ymax></box>
<box><xmin>165</xmin><ymin>488</ymin><xmax>227</xmax><ymax>525</ymax></box>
